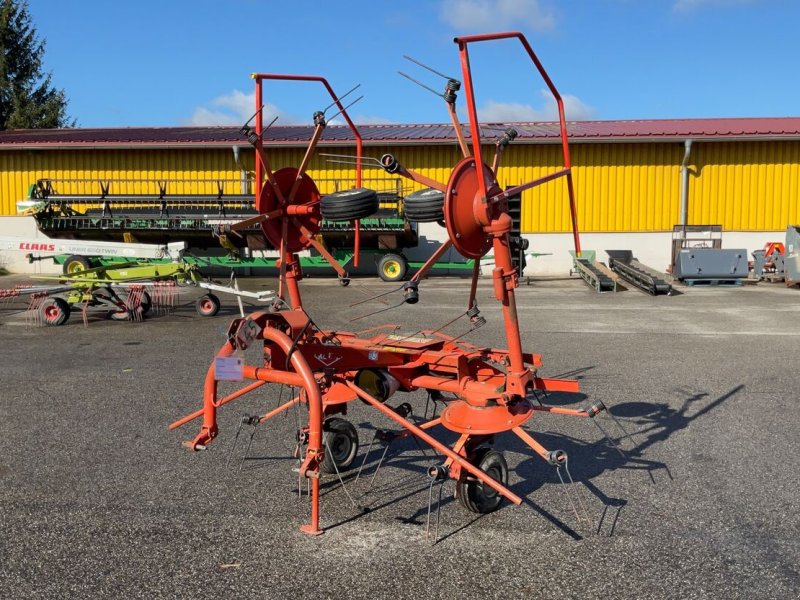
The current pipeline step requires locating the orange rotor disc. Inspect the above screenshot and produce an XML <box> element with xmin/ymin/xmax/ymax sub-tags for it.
<box><xmin>440</xmin><ymin>399</ymin><xmax>533</xmax><ymax>435</ymax></box>
<box><xmin>256</xmin><ymin>167</ymin><xmax>321</xmax><ymax>252</ymax></box>
<box><xmin>444</xmin><ymin>157</ymin><xmax>501</xmax><ymax>259</ymax></box>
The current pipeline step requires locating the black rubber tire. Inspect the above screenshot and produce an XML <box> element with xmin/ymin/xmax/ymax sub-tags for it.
<box><xmin>98</xmin><ymin>287</ymin><xmax>128</xmax><ymax>320</ymax></box>
<box><xmin>321</xmin><ymin>417</ymin><xmax>359</xmax><ymax>474</ymax></box>
<box><xmin>96</xmin><ymin>286</ymin><xmax>118</xmax><ymax>304</ymax></box>
<box><xmin>62</xmin><ymin>255</ymin><xmax>92</xmax><ymax>275</ymax></box>
<box><xmin>320</xmin><ymin>188</ymin><xmax>379</xmax><ymax>221</ymax></box>
<box><xmin>456</xmin><ymin>448</ymin><xmax>509</xmax><ymax>514</ymax></box>
<box><xmin>195</xmin><ymin>293</ymin><xmax>221</xmax><ymax>317</ymax></box>
<box><xmin>403</xmin><ymin>188</ymin><xmax>445</xmax><ymax>223</ymax></box>
<box><xmin>378</xmin><ymin>253</ymin><xmax>408</xmax><ymax>282</ymax></box>
<box><xmin>41</xmin><ymin>297</ymin><xmax>70</xmax><ymax>326</ymax></box>
<box><xmin>139</xmin><ymin>291</ymin><xmax>152</xmax><ymax>316</ymax></box>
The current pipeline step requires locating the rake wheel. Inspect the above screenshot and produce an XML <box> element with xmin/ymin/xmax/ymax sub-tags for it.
<box><xmin>456</xmin><ymin>448</ymin><xmax>508</xmax><ymax>514</ymax></box>
<box><xmin>321</xmin><ymin>417</ymin><xmax>359</xmax><ymax>474</ymax></box>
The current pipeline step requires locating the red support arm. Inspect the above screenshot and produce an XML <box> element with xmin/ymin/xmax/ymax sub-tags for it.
<box><xmin>453</xmin><ymin>32</ymin><xmax>581</xmax><ymax>254</ymax></box>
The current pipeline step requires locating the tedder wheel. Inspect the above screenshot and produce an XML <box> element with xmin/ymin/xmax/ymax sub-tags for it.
<box><xmin>62</xmin><ymin>255</ymin><xmax>92</xmax><ymax>275</ymax></box>
<box><xmin>402</xmin><ymin>188</ymin><xmax>445</xmax><ymax>223</ymax></box>
<box><xmin>320</xmin><ymin>188</ymin><xmax>380</xmax><ymax>221</ymax></box>
<box><xmin>378</xmin><ymin>253</ymin><xmax>408</xmax><ymax>282</ymax></box>
<box><xmin>456</xmin><ymin>448</ymin><xmax>509</xmax><ymax>514</ymax></box>
<box><xmin>41</xmin><ymin>297</ymin><xmax>70</xmax><ymax>326</ymax></box>
<box><xmin>195</xmin><ymin>293</ymin><xmax>220</xmax><ymax>317</ymax></box>
<box><xmin>321</xmin><ymin>417</ymin><xmax>359</xmax><ymax>474</ymax></box>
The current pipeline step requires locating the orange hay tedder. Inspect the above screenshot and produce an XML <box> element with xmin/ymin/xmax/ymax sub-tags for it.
<box><xmin>170</xmin><ymin>32</ymin><xmax>622</xmax><ymax>536</ymax></box>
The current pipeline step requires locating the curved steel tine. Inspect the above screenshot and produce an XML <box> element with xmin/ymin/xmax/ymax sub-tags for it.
<box><xmin>402</xmin><ymin>55</ymin><xmax>457</xmax><ymax>81</ymax></box>
<box><xmin>349</xmin><ymin>283</ymin><xmax>405</xmax><ymax>307</ymax></box>
<box><xmin>350</xmin><ymin>299</ymin><xmax>407</xmax><ymax>322</ymax></box>
<box><xmin>398</xmin><ymin>71</ymin><xmax>443</xmax><ymax>99</ymax></box>
<box><xmin>322</xmin><ymin>83</ymin><xmax>361</xmax><ymax>115</ymax></box>
<box><xmin>323</xmin><ymin>436</ymin><xmax>362</xmax><ymax>510</ymax></box>
<box><xmin>319</xmin><ymin>153</ymin><xmax>386</xmax><ymax>168</ymax></box>
<box><xmin>326</xmin><ymin>95</ymin><xmax>364</xmax><ymax>123</ymax></box>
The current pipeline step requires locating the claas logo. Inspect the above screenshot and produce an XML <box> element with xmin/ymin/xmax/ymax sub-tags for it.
<box><xmin>18</xmin><ymin>242</ymin><xmax>56</xmax><ymax>251</ymax></box>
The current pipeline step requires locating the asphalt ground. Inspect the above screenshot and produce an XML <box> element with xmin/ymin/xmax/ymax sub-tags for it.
<box><xmin>0</xmin><ymin>273</ymin><xmax>798</xmax><ymax>599</ymax></box>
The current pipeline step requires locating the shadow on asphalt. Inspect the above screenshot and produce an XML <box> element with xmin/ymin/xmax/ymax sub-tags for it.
<box><xmin>207</xmin><ymin>380</ymin><xmax>745</xmax><ymax>542</ymax></box>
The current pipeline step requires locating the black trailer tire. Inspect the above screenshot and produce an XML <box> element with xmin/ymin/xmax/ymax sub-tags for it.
<box><xmin>320</xmin><ymin>188</ymin><xmax>379</xmax><ymax>221</ymax></box>
<box><xmin>456</xmin><ymin>448</ymin><xmax>508</xmax><ymax>514</ymax></box>
<box><xmin>321</xmin><ymin>417</ymin><xmax>359</xmax><ymax>474</ymax></box>
<box><xmin>378</xmin><ymin>253</ymin><xmax>408</xmax><ymax>282</ymax></box>
<box><xmin>195</xmin><ymin>293</ymin><xmax>220</xmax><ymax>317</ymax></box>
<box><xmin>41</xmin><ymin>297</ymin><xmax>71</xmax><ymax>326</ymax></box>
<box><xmin>63</xmin><ymin>255</ymin><xmax>92</xmax><ymax>275</ymax></box>
<box><xmin>403</xmin><ymin>188</ymin><xmax>445</xmax><ymax>223</ymax></box>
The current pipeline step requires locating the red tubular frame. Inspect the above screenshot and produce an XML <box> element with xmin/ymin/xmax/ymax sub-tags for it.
<box><xmin>168</xmin><ymin>380</ymin><xmax>266</xmax><ymax>431</ymax></box>
<box><xmin>172</xmin><ymin>35</ymin><xmax>596</xmax><ymax>537</ymax></box>
<box><xmin>454</xmin><ymin>32</ymin><xmax>582</xmax><ymax>255</ymax></box>
<box><xmin>431</xmin><ymin>30</ymin><xmax>585</xmax><ymax>394</ymax></box>
<box><xmin>174</xmin><ymin>319</ymin><xmax>325</xmax><ymax>535</ymax></box>
<box><xmin>252</xmin><ymin>73</ymin><xmax>364</xmax><ymax>266</ymax></box>
<box><xmin>346</xmin><ymin>382</ymin><xmax>522</xmax><ymax>505</ymax></box>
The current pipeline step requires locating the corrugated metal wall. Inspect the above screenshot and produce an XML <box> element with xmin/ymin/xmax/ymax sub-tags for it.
<box><xmin>292</xmin><ymin>144</ymin><xmax>464</xmax><ymax>197</ymax></box>
<box><xmin>2</xmin><ymin>140</ymin><xmax>799</xmax><ymax>231</ymax></box>
<box><xmin>0</xmin><ymin>148</ymin><xmax>249</xmax><ymax>214</ymax></box>
<box><xmin>0</xmin><ymin>146</ymin><xmax>436</xmax><ymax>212</ymax></box>
<box><xmin>689</xmin><ymin>141</ymin><xmax>800</xmax><ymax>231</ymax></box>
<box><xmin>507</xmin><ymin>143</ymin><xmax>683</xmax><ymax>233</ymax></box>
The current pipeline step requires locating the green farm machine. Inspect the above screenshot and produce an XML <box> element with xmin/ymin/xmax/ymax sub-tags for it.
<box><xmin>17</xmin><ymin>177</ymin><xmax>474</xmax><ymax>282</ymax></box>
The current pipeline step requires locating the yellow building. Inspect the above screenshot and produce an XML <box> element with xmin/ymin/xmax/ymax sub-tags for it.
<box><xmin>1</xmin><ymin>117</ymin><xmax>798</xmax><ymax>274</ymax></box>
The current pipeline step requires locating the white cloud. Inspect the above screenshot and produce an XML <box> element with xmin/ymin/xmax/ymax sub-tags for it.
<box><xmin>439</xmin><ymin>0</ymin><xmax>556</xmax><ymax>31</ymax></box>
<box><xmin>352</xmin><ymin>114</ymin><xmax>396</xmax><ymax>125</ymax></box>
<box><xmin>185</xmin><ymin>106</ymin><xmax>241</xmax><ymax>126</ymax></box>
<box><xmin>186</xmin><ymin>90</ymin><xmax>397</xmax><ymax>127</ymax></box>
<box><xmin>185</xmin><ymin>90</ymin><xmax>296</xmax><ymax>126</ymax></box>
<box><xmin>479</xmin><ymin>90</ymin><xmax>596</xmax><ymax>122</ymax></box>
<box><xmin>186</xmin><ymin>90</ymin><xmax>391</xmax><ymax>127</ymax></box>
<box><xmin>673</xmin><ymin>0</ymin><xmax>755</xmax><ymax>12</ymax></box>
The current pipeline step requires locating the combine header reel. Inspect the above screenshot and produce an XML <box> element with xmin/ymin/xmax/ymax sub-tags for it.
<box><xmin>171</xmin><ymin>33</ymin><xmax>622</xmax><ymax>536</ymax></box>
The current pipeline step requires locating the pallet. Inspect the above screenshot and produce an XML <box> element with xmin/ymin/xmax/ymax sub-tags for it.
<box><xmin>760</xmin><ymin>274</ymin><xmax>786</xmax><ymax>283</ymax></box>
<box><xmin>682</xmin><ymin>278</ymin><xmax>743</xmax><ymax>287</ymax></box>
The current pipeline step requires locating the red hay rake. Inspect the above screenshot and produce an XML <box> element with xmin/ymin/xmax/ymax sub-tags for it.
<box><xmin>170</xmin><ymin>32</ymin><xmax>625</xmax><ymax>537</ymax></box>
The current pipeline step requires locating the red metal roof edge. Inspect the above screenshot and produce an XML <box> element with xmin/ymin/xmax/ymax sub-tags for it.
<box><xmin>2</xmin><ymin>117</ymin><xmax>800</xmax><ymax>147</ymax></box>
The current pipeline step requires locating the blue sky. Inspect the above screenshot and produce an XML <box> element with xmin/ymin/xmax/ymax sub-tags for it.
<box><xmin>27</xmin><ymin>0</ymin><xmax>800</xmax><ymax>128</ymax></box>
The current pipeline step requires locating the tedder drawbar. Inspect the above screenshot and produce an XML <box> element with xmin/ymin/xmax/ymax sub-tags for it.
<box><xmin>170</xmin><ymin>32</ymin><xmax>627</xmax><ymax>537</ymax></box>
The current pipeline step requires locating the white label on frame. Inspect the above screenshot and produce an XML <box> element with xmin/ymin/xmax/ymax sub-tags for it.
<box><xmin>215</xmin><ymin>356</ymin><xmax>244</xmax><ymax>381</ymax></box>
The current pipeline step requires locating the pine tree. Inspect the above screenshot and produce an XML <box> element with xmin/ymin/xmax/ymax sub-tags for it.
<box><xmin>0</xmin><ymin>0</ymin><xmax>73</xmax><ymax>129</ymax></box>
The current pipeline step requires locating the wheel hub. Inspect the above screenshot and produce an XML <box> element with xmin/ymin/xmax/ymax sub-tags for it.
<box><xmin>330</xmin><ymin>434</ymin><xmax>350</xmax><ymax>461</ymax></box>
